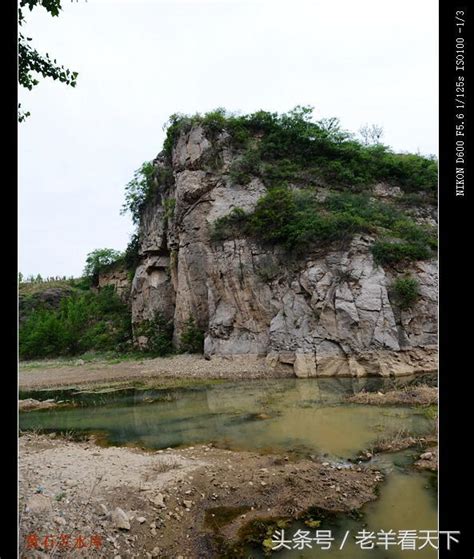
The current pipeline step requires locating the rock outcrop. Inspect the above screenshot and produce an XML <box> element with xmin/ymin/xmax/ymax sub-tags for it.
<box><xmin>130</xmin><ymin>126</ymin><xmax>437</xmax><ymax>377</ymax></box>
<box><xmin>97</xmin><ymin>264</ymin><xmax>131</xmax><ymax>303</ymax></box>
<box><xmin>19</xmin><ymin>285</ymin><xmax>75</xmax><ymax>323</ymax></box>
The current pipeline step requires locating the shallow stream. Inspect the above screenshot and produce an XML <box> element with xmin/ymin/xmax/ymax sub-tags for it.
<box><xmin>20</xmin><ymin>374</ymin><xmax>437</xmax><ymax>558</ymax></box>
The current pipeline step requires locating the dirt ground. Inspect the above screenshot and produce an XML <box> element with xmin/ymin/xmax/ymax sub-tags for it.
<box><xmin>19</xmin><ymin>360</ymin><xmax>438</xmax><ymax>557</ymax></box>
<box><xmin>19</xmin><ymin>434</ymin><xmax>384</xmax><ymax>559</ymax></box>
<box><xmin>414</xmin><ymin>446</ymin><xmax>438</xmax><ymax>472</ymax></box>
<box><xmin>19</xmin><ymin>355</ymin><xmax>291</xmax><ymax>391</ymax></box>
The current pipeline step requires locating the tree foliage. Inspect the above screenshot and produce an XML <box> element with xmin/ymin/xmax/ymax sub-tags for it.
<box><xmin>83</xmin><ymin>248</ymin><xmax>123</xmax><ymax>281</ymax></box>
<box><xmin>134</xmin><ymin>312</ymin><xmax>174</xmax><ymax>357</ymax></box>
<box><xmin>121</xmin><ymin>161</ymin><xmax>157</xmax><ymax>225</ymax></box>
<box><xmin>18</xmin><ymin>0</ymin><xmax>78</xmax><ymax>122</ymax></box>
<box><xmin>19</xmin><ymin>287</ymin><xmax>132</xmax><ymax>359</ymax></box>
<box><xmin>179</xmin><ymin>317</ymin><xmax>204</xmax><ymax>354</ymax></box>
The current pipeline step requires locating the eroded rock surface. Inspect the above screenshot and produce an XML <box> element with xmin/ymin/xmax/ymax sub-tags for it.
<box><xmin>131</xmin><ymin>126</ymin><xmax>437</xmax><ymax>377</ymax></box>
<box><xmin>97</xmin><ymin>265</ymin><xmax>131</xmax><ymax>303</ymax></box>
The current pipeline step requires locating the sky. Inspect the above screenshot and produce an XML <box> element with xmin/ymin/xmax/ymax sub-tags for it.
<box><xmin>19</xmin><ymin>0</ymin><xmax>438</xmax><ymax>278</ymax></box>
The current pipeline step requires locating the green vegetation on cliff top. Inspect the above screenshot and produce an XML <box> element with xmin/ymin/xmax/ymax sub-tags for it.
<box><xmin>163</xmin><ymin>106</ymin><xmax>437</xmax><ymax>194</ymax></box>
<box><xmin>122</xmin><ymin>107</ymin><xmax>437</xmax><ymax>264</ymax></box>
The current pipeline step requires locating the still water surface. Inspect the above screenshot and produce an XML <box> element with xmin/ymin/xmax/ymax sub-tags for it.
<box><xmin>20</xmin><ymin>375</ymin><xmax>437</xmax><ymax>558</ymax></box>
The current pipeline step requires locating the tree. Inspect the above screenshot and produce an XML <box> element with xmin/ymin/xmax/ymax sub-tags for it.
<box><xmin>317</xmin><ymin>117</ymin><xmax>351</xmax><ymax>143</ymax></box>
<box><xmin>83</xmin><ymin>248</ymin><xmax>123</xmax><ymax>281</ymax></box>
<box><xmin>18</xmin><ymin>0</ymin><xmax>78</xmax><ymax>122</ymax></box>
<box><xmin>121</xmin><ymin>161</ymin><xmax>156</xmax><ymax>225</ymax></box>
<box><xmin>358</xmin><ymin>123</ymin><xmax>384</xmax><ymax>146</ymax></box>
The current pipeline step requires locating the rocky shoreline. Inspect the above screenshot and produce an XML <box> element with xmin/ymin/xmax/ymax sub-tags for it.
<box><xmin>19</xmin><ymin>434</ymin><xmax>385</xmax><ymax>558</ymax></box>
<box><xmin>19</xmin><ymin>367</ymin><xmax>438</xmax><ymax>557</ymax></box>
<box><xmin>19</xmin><ymin>351</ymin><xmax>437</xmax><ymax>392</ymax></box>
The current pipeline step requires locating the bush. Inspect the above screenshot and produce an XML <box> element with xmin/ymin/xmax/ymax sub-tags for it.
<box><xmin>391</xmin><ymin>277</ymin><xmax>420</xmax><ymax>310</ymax></box>
<box><xmin>135</xmin><ymin>312</ymin><xmax>174</xmax><ymax>356</ymax></box>
<box><xmin>371</xmin><ymin>241</ymin><xmax>431</xmax><ymax>265</ymax></box>
<box><xmin>163</xmin><ymin>197</ymin><xmax>176</xmax><ymax>221</ymax></box>
<box><xmin>249</xmin><ymin>187</ymin><xmax>297</xmax><ymax>244</ymax></box>
<box><xmin>123</xmin><ymin>233</ymin><xmax>141</xmax><ymax>272</ymax></box>
<box><xmin>162</xmin><ymin>107</ymin><xmax>437</xmax><ymax>193</ymax></box>
<box><xmin>212</xmin><ymin>207</ymin><xmax>250</xmax><ymax>241</ymax></box>
<box><xmin>229</xmin><ymin>149</ymin><xmax>262</xmax><ymax>184</ymax></box>
<box><xmin>121</xmin><ymin>161</ymin><xmax>156</xmax><ymax>225</ymax></box>
<box><xmin>19</xmin><ymin>287</ymin><xmax>131</xmax><ymax>359</ymax></box>
<box><xmin>179</xmin><ymin>317</ymin><xmax>204</xmax><ymax>353</ymax></box>
<box><xmin>381</xmin><ymin>153</ymin><xmax>438</xmax><ymax>193</ymax></box>
<box><xmin>212</xmin><ymin>188</ymin><xmax>436</xmax><ymax>262</ymax></box>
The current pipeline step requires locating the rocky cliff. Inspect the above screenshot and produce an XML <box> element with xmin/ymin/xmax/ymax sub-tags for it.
<box><xmin>130</xmin><ymin>118</ymin><xmax>437</xmax><ymax>377</ymax></box>
<box><xmin>97</xmin><ymin>264</ymin><xmax>131</xmax><ymax>303</ymax></box>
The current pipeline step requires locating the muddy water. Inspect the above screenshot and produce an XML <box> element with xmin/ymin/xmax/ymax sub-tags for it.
<box><xmin>19</xmin><ymin>377</ymin><xmax>433</xmax><ymax>458</ymax></box>
<box><xmin>261</xmin><ymin>451</ymin><xmax>437</xmax><ymax>559</ymax></box>
<box><xmin>20</xmin><ymin>375</ymin><xmax>437</xmax><ymax>557</ymax></box>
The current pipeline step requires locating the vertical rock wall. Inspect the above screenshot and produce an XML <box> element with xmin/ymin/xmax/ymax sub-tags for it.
<box><xmin>130</xmin><ymin>126</ymin><xmax>438</xmax><ymax>377</ymax></box>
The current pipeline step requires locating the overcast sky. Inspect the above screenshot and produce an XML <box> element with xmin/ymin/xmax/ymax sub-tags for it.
<box><xmin>19</xmin><ymin>0</ymin><xmax>438</xmax><ymax>278</ymax></box>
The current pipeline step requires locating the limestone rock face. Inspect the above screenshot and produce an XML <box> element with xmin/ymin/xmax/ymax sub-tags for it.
<box><xmin>98</xmin><ymin>265</ymin><xmax>131</xmax><ymax>303</ymax></box>
<box><xmin>130</xmin><ymin>125</ymin><xmax>438</xmax><ymax>377</ymax></box>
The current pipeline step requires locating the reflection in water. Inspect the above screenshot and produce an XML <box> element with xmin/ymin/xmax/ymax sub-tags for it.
<box><xmin>19</xmin><ymin>377</ymin><xmax>433</xmax><ymax>458</ymax></box>
<box><xmin>20</xmin><ymin>375</ymin><xmax>437</xmax><ymax>558</ymax></box>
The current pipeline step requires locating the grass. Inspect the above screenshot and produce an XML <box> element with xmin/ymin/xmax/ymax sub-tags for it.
<box><xmin>370</xmin><ymin>427</ymin><xmax>416</xmax><ymax>453</ymax></box>
<box><xmin>150</xmin><ymin>457</ymin><xmax>181</xmax><ymax>475</ymax></box>
<box><xmin>19</xmin><ymin>351</ymin><xmax>156</xmax><ymax>370</ymax></box>
<box><xmin>19</xmin><ymin>278</ymin><xmax>78</xmax><ymax>295</ymax></box>
<box><xmin>347</xmin><ymin>385</ymin><xmax>438</xmax><ymax>406</ymax></box>
<box><xmin>421</xmin><ymin>404</ymin><xmax>438</xmax><ymax>421</ymax></box>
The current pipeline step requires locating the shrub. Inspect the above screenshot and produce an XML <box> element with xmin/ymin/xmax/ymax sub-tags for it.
<box><xmin>381</xmin><ymin>153</ymin><xmax>438</xmax><ymax>193</ymax></box>
<box><xmin>371</xmin><ymin>241</ymin><xmax>431</xmax><ymax>265</ymax></box>
<box><xmin>212</xmin><ymin>188</ymin><xmax>436</xmax><ymax>263</ymax></box>
<box><xmin>228</xmin><ymin>148</ymin><xmax>262</xmax><ymax>184</ymax></box>
<box><xmin>135</xmin><ymin>312</ymin><xmax>174</xmax><ymax>357</ymax></box>
<box><xmin>391</xmin><ymin>277</ymin><xmax>421</xmax><ymax>310</ymax></box>
<box><xmin>163</xmin><ymin>197</ymin><xmax>176</xmax><ymax>221</ymax></box>
<box><xmin>161</xmin><ymin>107</ymin><xmax>437</xmax><ymax>193</ymax></box>
<box><xmin>248</xmin><ymin>187</ymin><xmax>297</xmax><ymax>244</ymax></box>
<box><xmin>160</xmin><ymin>107</ymin><xmax>437</xmax><ymax>263</ymax></box>
<box><xmin>211</xmin><ymin>207</ymin><xmax>249</xmax><ymax>241</ymax></box>
<box><xmin>123</xmin><ymin>233</ymin><xmax>141</xmax><ymax>272</ymax></box>
<box><xmin>121</xmin><ymin>161</ymin><xmax>156</xmax><ymax>225</ymax></box>
<box><xmin>19</xmin><ymin>287</ymin><xmax>131</xmax><ymax>359</ymax></box>
<box><xmin>179</xmin><ymin>317</ymin><xmax>204</xmax><ymax>353</ymax></box>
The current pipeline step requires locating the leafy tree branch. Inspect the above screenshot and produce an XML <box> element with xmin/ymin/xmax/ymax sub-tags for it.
<box><xmin>18</xmin><ymin>0</ymin><xmax>78</xmax><ymax>122</ymax></box>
